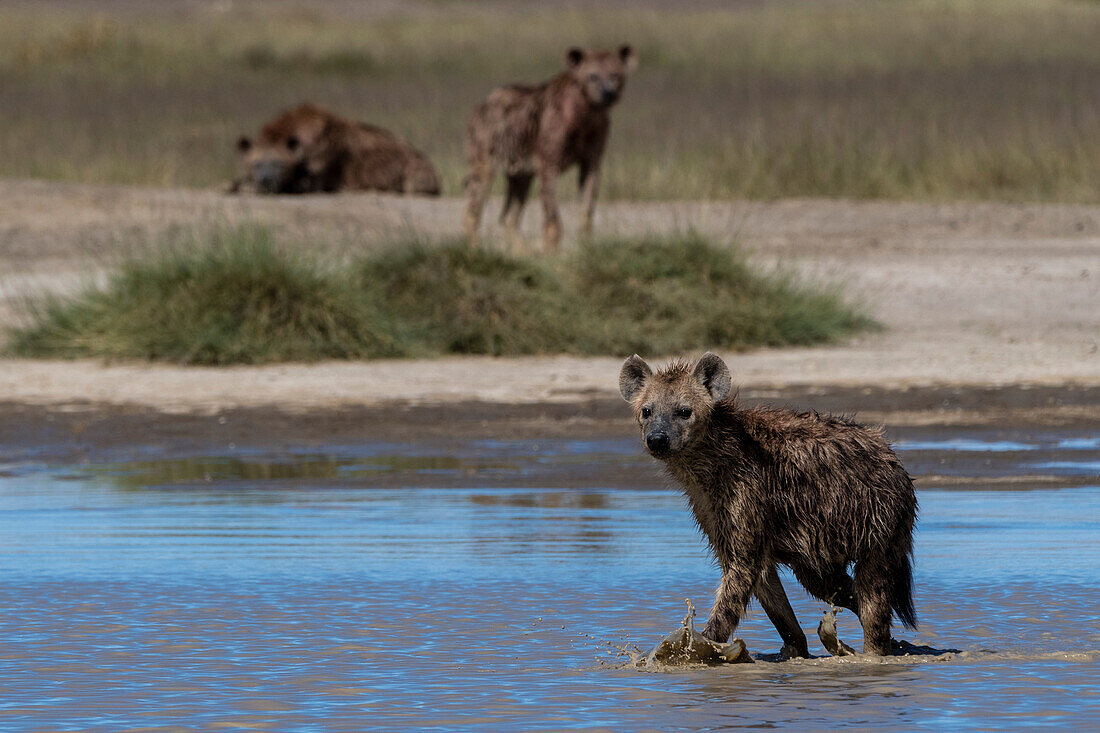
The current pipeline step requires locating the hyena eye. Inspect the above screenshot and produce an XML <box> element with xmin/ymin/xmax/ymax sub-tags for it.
<box><xmin>676</xmin><ymin>407</ymin><xmax>692</xmax><ymax>419</ymax></box>
<box><xmin>641</xmin><ymin>407</ymin><xmax>652</xmax><ymax>419</ymax></box>
<box><xmin>588</xmin><ymin>73</ymin><xmax>600</xmax><ymax>82</ymax></box>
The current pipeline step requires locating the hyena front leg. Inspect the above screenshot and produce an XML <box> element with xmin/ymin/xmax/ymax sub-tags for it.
<box><xmin>537</xmin><ymin>163</ymin><xmax>563</xmax><ymax>253</ymax></box>
<box><xmin>702</xmin><ymin>553</ymin><xmax>764</xmax><ymax>644</ymax></box>
<box><xmin>577</xmin><ymin>161</ymin><xmax>601</xmax><ymax>237</ymax></box>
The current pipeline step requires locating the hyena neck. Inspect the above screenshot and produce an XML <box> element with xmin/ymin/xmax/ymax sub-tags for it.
<box><xmin>663</xmin><ymin>401</ymin><xmax>746</xmax><ymax>493</ymax></box>
<box><xmin>663</xmin><ymin>457</ymin><xmax>715</xmax><ymax>497</ymax></box>
<box><xmin>552</xmin><ymin>73</ymin><xmax>610</xmax><ymax>116</ymax></box>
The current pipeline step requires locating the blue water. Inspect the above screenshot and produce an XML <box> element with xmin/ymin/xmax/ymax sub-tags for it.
<box><xmin>894</xmin><ymin>439</ymin><xmax>1038</xmax><ymax>452</ymax></box>
<box><xmin>1</xmin><ymin>425</ymin><xmax>1098</xmax><ymax>730</ymax></box>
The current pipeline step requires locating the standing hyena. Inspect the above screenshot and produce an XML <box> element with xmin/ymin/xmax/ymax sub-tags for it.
<box><xmin>463</xmin><ymin>45</ymin><xmax>638</xmax><ymax>252</ymax></box>
<box><xmin>619</xmin><ymin>353</ymin><xmax>918</xmax><ymax>656</ymax></box>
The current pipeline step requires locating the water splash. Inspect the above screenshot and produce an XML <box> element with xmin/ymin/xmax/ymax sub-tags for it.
<box><xmin>633</xmin><ymin>598</ymin><xmax>753</xmax><ymax>667</ymax></box>
<box><xmin>817</xmin><ymin>607</ymin><xmax>856</xmax><ymax>656</ymax></box>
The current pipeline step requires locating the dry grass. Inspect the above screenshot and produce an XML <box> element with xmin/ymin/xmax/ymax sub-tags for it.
<box><xmin>3</xmin><ymin>0</ymin><xmax>1100</xmax><ymax>200</ymax></box>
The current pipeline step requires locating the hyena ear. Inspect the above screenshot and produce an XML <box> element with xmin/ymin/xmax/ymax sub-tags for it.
<box><xmin>618</xmin><ymin>354</ymin><xmax>652</xmax><ymax>402</ymax></box>
<box><xmin>693</xmin><ymin>352</ymin><xmax>731</xmax><ymax>401</ymax></box>
<box><xmin>566</xmin><ymin>47</ymin><xmax>585</xmax><ymax>69</ymax></box>
<box><xmin>618</xmin><ymin>44</ymin><xmax>638</xmax><ymax>73</ymax></box>
<box><xmin>236</xmin><ymin>135</ymin><xmax>252</xmax><ymax>154</ymax></box>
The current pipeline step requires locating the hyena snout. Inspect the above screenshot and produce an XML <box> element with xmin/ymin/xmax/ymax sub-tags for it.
<box><xmin>252</xmin><ymin>161</ymin><xmax>285</xmax><ymax>192</ymax></box>
<box><xmin>645</xmin><ymin>430</ymin><xmax>671</xmax><ymax>454</ymax></box>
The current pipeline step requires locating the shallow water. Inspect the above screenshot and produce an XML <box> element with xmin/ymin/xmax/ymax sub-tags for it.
<box><xmin>1</xmin><ymin>424</ymin><xmax>1098</xmax><ymax>729</ymax></box>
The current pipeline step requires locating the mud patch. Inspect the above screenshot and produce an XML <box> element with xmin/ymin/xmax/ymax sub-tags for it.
<box><xmin>638</xmin><ymin>601</ymin><xmax>753</xmax><ymax>667</ymax></box>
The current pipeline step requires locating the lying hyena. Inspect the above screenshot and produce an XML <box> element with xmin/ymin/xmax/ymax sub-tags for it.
<box><xmin>464</xmin><ymin>45</ymin><xmax>638</xmax><ymax>252</ymax></box>
<box><xmin>231</xmin><ymin>103</ymin><xmax>441</xmax><ymax>196</ymax></box>
<box><xmin>619</xmin><ymin>353</ymin><xmax>918</xmax><ymax>656</ymax></box>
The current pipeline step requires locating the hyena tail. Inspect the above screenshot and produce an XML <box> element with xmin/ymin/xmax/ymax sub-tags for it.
<box><xmin>888</xmin><ymin>468</ymin><xmax>918</xmax><ymax>630</ymax></box>
<box><xmin>890</xmin><ymin>551</ymin><xmax>917</xmax><ymax>630</ymax></box>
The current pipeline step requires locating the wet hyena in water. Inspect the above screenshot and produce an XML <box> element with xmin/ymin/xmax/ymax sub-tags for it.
<box><xmin>619</xmin><ymin>353</ymin><xmax>918</xmax><ymax>656</ymax></box>
<box><xmin>463</xmin><ymin>45</ymin><xmax>637</xmax><ymax>252</ymax></box>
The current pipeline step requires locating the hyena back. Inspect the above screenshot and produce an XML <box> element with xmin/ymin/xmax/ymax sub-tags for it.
<box><xmin>619</xmin><ymin>352</ymin><xmax>918</xmax><ymax>656</ymax></box>
<box><xmin>464</xmin><ymin>45</ymin><xmax>637</xmax><ymax>253</ymax></box>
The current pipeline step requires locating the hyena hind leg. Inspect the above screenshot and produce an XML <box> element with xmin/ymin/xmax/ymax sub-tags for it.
<box><xmin>500</xmin><ymin>173</ymin><xmax>533</xmax><ymax>252</ymax></box>
<box><xmin>754</xmin><ymin>565</ymin><xmax>810</xmax><ymax>658</ymax></box>
<box><xmin>792</xmin><ymin>564</ymin><xmax>861</xmax><ymax>615</ymax></box>
<box><xmin>853</xmin><ymin>558</ymin><xmax>894</xmax><ymax>655</ymax></box>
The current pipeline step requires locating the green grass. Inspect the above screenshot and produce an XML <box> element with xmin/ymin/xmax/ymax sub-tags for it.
<box><xmin>9</xmin><ymin>227</ymin><xmax>401</xmax><ymax>365</ymax></box>
<box><xmin>2</xmin><ymin>0</ymin><xmax>1100</xmax><ymax>201</ymax></box>
<box><xmin>7</xmin><ymin>226</ymin><xmax>875</xmax><ymax>364</ymax></box>
<box><xmin>567</xmin><ymin>236</ymin><xmax>874</xmax><ymax>355</ymax></box>
<box><xmin>359</xmin><ymin>243</ymin><xmax>576</xmax><ymax>356</ymax></box>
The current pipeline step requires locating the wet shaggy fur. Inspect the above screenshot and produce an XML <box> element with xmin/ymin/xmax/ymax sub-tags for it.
<box><xmin>620</xmin><ymin>353</ymin><xmax>918</xmax><ymax>656</ymax></box>
<box><xmin>463</xmin><ymin>46</ymin><xmax>637</xmax><ymax>252</ymax></box>
<box><xmin>231</xmin><ymin>103</ymin><xmax>441</xmax><ymax>196</ymax></box>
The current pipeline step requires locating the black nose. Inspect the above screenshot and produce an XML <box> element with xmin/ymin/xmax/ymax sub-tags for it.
<box><xmin>253</xmin><ymin>163</ymin><xmax>282</xmax><ymax>192</ymax></box>
<box><xmin>601</xmin><ymin>88</ymin><xmax>619</xmax><ymax>104</ymax></box>
<box><xmin>254</xmin><ymin>175</ymin><xmax>276</xmax><ymax>193</ymax></box>
<box><xmin>646</xmin><ymin>432</ymin><xmax>670</xmax><ymax>452</ymax></box>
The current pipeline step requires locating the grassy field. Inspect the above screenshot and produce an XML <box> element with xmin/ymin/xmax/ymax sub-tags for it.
<box><xmin>2</xmin><ymin>0</ymin><xmax>1100</xmax><ymax>201</ymax></box>
<box><xmin>7</xmin><ymin>226</ymin><xmax>874</xmax><ymax>364</ymax></box>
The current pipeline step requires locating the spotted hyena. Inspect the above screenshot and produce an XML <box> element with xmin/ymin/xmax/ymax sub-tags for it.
<box><xmin>619</xmin><ymin>352</ymin><xmax>918</xmax><ymax>656</ymax></box>
<box><xmin>231</xmin><ymin>103</ymin><xmax>440</xmax><ymax>195</ymax></box>
<box><xmin>463</xmin><ymin>45</ymin><xmax>638</xmax><ymax>252</ymax></box>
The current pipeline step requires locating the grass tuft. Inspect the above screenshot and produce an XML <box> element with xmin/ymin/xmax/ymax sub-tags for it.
<box><xmin>359</xmin><ymin>240</ymin><xmax>573</xmax><ymax>356</ymax></box>
<box><xmin>8</xmin><ymin>226</ymin><xmax>875</xmax><ymax>364</ymax></box>
<box><xmin>568</xmin><ymin>234</ymin><xmax>877</xmax><ymax>355</ymax></box>
<box><xmin>9</xmin><ymin>226</ymin><xmax>399</xmax><ymax>365</ymax></box>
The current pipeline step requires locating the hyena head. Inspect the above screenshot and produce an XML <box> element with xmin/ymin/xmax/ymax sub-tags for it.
<box><xmin>618</xmin><ymin>352</ymin><xmax>732</xmax><ymax>458</ymax></box>
<box><xmin>565</xmin><ymin>45</ymin><xmax>638</xmax><ymax>108</ymax></box>
<box><xmin>235</xmin><ymin>133</ymin><xmax>305</xmax><ymax>193</ymax></box>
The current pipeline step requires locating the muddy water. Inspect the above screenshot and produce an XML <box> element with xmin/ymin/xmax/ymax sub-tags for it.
<box><xmin>1</xmin><ymin>424</ymin><xmax>1098</xmax><ymax>729</ymax></box>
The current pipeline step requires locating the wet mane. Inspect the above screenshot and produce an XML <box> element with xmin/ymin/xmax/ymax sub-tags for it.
<box><xmin>654</xmin><ymin>357</ymin><xmax>694</xmax><ymax>383</ymax></box>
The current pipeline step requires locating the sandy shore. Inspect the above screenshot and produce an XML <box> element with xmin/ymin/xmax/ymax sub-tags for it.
<box><xmin>1</xmin><ymin>179</ymin><xmax>1098</xmax><ymax>412</ymax></box>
